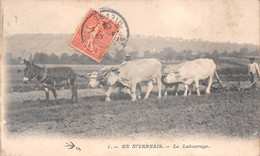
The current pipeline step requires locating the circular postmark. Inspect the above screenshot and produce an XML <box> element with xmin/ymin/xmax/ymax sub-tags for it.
<box><xmin>98</xmin><ymin>7</ymin><xmax>130</xmax><ymax>53</ymax></box>
<box><xmin>80</xmin><ymin>10</ymin><xmax>119</xmax><ymax>52</ymax></box>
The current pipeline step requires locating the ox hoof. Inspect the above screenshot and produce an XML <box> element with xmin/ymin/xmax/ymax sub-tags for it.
<box><xmin>132</xmin><ymin>97</ymin><xmax>137</xmax><ymax>102</ymax></box>
<box><xmin>105</xmin><ymin>98</ymin><xmax>111</xmax><ymax>102</ymax></box>
<box><xmin>183</xmin><ymin>94</ymin><xmax>187</xmax><ymax>97</ymax></box>
<box><xmin>137</xmin><ymin>95</ymin><xmax>141</xmax><ymax>99</ymax></box>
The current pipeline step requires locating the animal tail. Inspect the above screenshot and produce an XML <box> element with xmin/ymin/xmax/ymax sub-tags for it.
<box><xmin>214</xmin><ymin>69</ymin><xmax>222</xmax><ymax>87</ymax></box>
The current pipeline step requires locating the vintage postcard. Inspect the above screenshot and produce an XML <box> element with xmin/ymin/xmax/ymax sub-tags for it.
<box><xmin>1</xmin><ymin>0</ymin><xmax>259</xmax><ymax>155</ymax></box>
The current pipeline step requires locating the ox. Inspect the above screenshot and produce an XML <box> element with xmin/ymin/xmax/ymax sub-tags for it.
<box><xmin>162</xmin><ymin>63</ymin><xmax>192</xmax><ymax>96</ymax></box>
<box><xmin>87</xmin><ymin>66</ymin><xmax>142</xmax><ymax>101</ymax></box>
<box><xmin>164</xmin><ymin>58</ymin><xmax>221</xmax><ymax>96</ymax></box>
<box><xmin>106</xmin><ymin>59</ymin><xmax>162</xmax><ymax>102</ymax></box>
<box><xmin>23</xmin><ymin>59</ymin><xmax>86</xmax><ymax>103</ymax></box>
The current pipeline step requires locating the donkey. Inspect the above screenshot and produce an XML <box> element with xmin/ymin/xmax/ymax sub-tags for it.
<box><xmin>23</xmin><ymin>59</ymin><xmax>81</xmax><ymax>103</ymax></box>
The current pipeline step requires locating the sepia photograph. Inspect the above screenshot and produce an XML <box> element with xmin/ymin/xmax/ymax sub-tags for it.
<box><xmin>1</xmin><ymin>0</ymin><xmax>259</xmax><ymax>155</ymax></box>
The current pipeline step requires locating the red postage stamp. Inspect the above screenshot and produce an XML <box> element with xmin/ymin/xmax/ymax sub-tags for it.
<box><xmin>70</xmin><ymin>9</ymin><xmax>120</xmax><ymax>62</ymax></box>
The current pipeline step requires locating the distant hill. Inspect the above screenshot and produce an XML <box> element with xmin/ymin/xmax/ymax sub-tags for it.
<box><xmin>5</xmin><ymin>34</ymin><xmax>258</xmax><ymax>58</ymax></box>
<box><xmin>125</xmin><ymin>35</ymin><xmax>258</xmax><ymax>56</ymax></box>
<box><xmin>5</xmin><ymin>34</ymin><xmax>76</xmax><ymax>58</ymax></box>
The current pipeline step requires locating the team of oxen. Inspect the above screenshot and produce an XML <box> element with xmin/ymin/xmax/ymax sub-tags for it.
<box><xmin>23</xmin><ymin>58</ymin><xmax>222</xmax><ymax>103</ymax></box>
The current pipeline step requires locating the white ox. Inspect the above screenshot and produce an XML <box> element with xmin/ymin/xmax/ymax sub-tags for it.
<box><xmin>106</xmin><ymin>59</ymin><xmax>162</xmax><ymax>102</ymax></box>
<box><xmin>164</xmin><ymin>58</ymin><xmax>221</xmax><ymax>96</ymax></box>
<box><xmin>87</xmin><ymin>66</ymin><xmax>142</xmax><ymax>101</ymax></box>
<box><xmin>162</xmin><ymin>63</ymin><xmax>193</xmax><ymax>96</ymax></box>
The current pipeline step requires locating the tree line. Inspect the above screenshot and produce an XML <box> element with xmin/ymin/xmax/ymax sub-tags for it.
<box><xmin>6</xmin><ymin>47</ymin><xmax>259</xmax><ymax>65</ymax></box>
<box><xmin>140</xmin><ymin>47</ymin><xmax>259</xmax><ymax>61</ymax></box>
<box><xmin>6</xmin><ymin>51</ymin><xmax>127</xmax><ymax>65</ymax></box>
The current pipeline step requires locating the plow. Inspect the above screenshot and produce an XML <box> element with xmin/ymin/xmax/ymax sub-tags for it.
<box><xmin>201</xmin><ymin>78</ymin><xmax>259</xmax><ymax>92</ymax></box>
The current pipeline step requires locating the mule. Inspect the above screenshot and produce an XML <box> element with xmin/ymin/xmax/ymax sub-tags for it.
<box><xmin>23</xmin><ymin>59</ymin><xmax>80</xmax><ymax>103</ymax></box>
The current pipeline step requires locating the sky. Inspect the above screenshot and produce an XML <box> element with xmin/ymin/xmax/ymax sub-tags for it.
<box><xmin>3</xmin><ymin>0</ymin><xmax>260</xmax><ymax>44</ymax></box>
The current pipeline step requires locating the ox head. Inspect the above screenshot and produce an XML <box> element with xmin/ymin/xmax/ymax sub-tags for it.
<box><xmin>164</xmin><ymin>71</ymin><xmax>181</xmax><ymax>84</ymax></box>
<box><xmin>88</xmin><ymin>66</ymin><xmax>120</xmax><ymax>88</ymax></box>
<box><xmin>106</xmin><ymin>67</ymin><xmax>120</xmax><ymax>86</ymax></box>
<box><xmin>162</xmin><ymin>68</ymin><xmax>170</xmax><ymax>84</ymax></box>
<box><xmin>23</xmin><ymin>59</ymin><xmax>36</xmax><ymax>83</ymax></box>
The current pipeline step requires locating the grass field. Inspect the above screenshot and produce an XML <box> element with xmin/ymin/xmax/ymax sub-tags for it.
<box><xmin>4</xmin><ymin>57</ymin><xmax>260</xmax><ymax>138</ymax></box>
<box><xmin>6</xmin><ymin>89</ymin><xmax>259</xmax><ymax>138</ymax></box>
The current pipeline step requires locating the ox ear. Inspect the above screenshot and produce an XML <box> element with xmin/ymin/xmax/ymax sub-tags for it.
<box><xmin>173</xmin><ymin>71</ymin><xmax>180</xmax><ymax>74</ymax></box>
<box><xmin>111</xmin><ymin>67</ymin><xmax>118</xmax><ymax>71</ymax></box>
<box><xmin>113</xmin><ymin>68</ymin><xmax>120</xmax><ymax>75</ymax></box>
<box><xmin>110</xmin><ymin>67</ymin><xmax>120</xmax><ymax>75</ymax></box>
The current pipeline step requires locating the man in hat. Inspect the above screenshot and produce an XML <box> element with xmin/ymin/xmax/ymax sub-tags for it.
<box><xmin>248</xmin><ymin>57</ymin><xmax>260</xmax><ymax>90</ymax></box>
<box><xmin>120</xmin><ymin>55</ymin><xmax>132</xmax><ymax>66</ymax></box>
